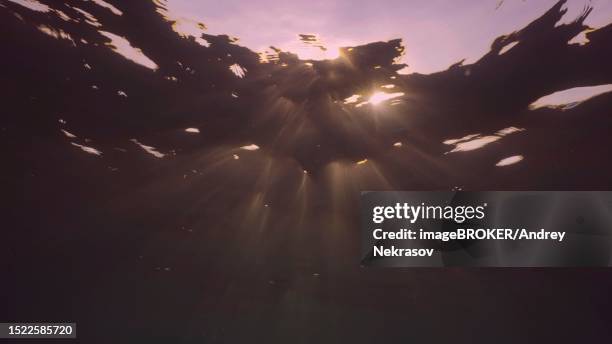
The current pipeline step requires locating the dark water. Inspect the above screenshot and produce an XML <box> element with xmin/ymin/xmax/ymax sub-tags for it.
<box><xmin>2</xmin><ymin>0</ymin><xmax>612</xmax><ymax>342</ymax></box>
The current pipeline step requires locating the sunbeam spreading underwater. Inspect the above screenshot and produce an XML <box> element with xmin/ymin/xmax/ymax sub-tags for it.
<box><xmin>2</xmin><ymin>0</ymin><xmax>612</xmax><ymax>342</ymax></box>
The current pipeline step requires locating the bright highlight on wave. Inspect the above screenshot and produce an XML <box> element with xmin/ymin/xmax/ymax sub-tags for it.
<box><xmin>71</xmin><ymin>6</ymin><xmax>101</xmax><ymax>27</ymax></box>
<box><xmin>70</xmin><ymin>142</ymin><xmax>102</xmax><ymax>156</ymax></box>
<box><xmin>343</xmin><ymin>94</ymin><xmax>361</xmax><ymax>104</ymax></box>
<box><xmin>567</xmin><ymin>29</ymin><xmax>594</xmax><ymax>46</ymax></box>
<box><xmin>240</xmin><ymin>144</ymin><xmax>260</xmax><ymax>151</ymax></box>
<box><xmin>99</xmin><ymin>31</ymin><xmax>159</xmax><ymax>70</ymax></box>
<box><xmin>530</xmin><ymin>84</ymin><xmax>612</xmax><ymax>110</ymax></box>
<box><xmin>496</xmin><ymin>155</ymin><xmax>524</xmax><ymax>166</ymax></box>
<box><xmin>153</xmin><ymin>0</ymin><xmax>209</xmax><ymax>47</ymax></box>
<box><xmin>131</xmin><ymin>139</ymin><xmax>165</xmax><ymax>158</ymax></box>
<box><xmin>498</xmin><ymin>41</ymin><xmax>519</xmax><ymax>55</ymax></box>
<box><xmin>61</xmin><ymin>129</ymin><xmax>76</xmax><ymax>138</ymax></box>
<box><xmin>444</xmin><ymin>127</ymin><xmax>525</xmax><ymax>153</ymax></box>
<box><xmin>7</xmin><ymin>0</ymin><xmax>49</xmax><ymax>12</ymax></box>
<box><xmin>91</xmin><ymin>0</ymin><xmax>122</xmax><ymax>16</ymax></box>
<box><xmin>229</xmin><ymin>64</ymin><xmax>246</xmax><ymax>78</ymax></box>
<box><xmin>37</xmin><ymin>25</ymin><xmax>76</xmax><ymax>46</ymax></box>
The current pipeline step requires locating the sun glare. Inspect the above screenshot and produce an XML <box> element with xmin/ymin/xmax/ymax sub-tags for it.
<box><xmin>368</xmin><ymin>92</ymin><xmax>405</xmax><ymax>105</ymax></box>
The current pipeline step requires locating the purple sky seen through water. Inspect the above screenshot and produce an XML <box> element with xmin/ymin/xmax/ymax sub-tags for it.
<box><xmin>165</xmin><ymin>0</ymin><xmax>612</xmax><ymax>74</ymax></box>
